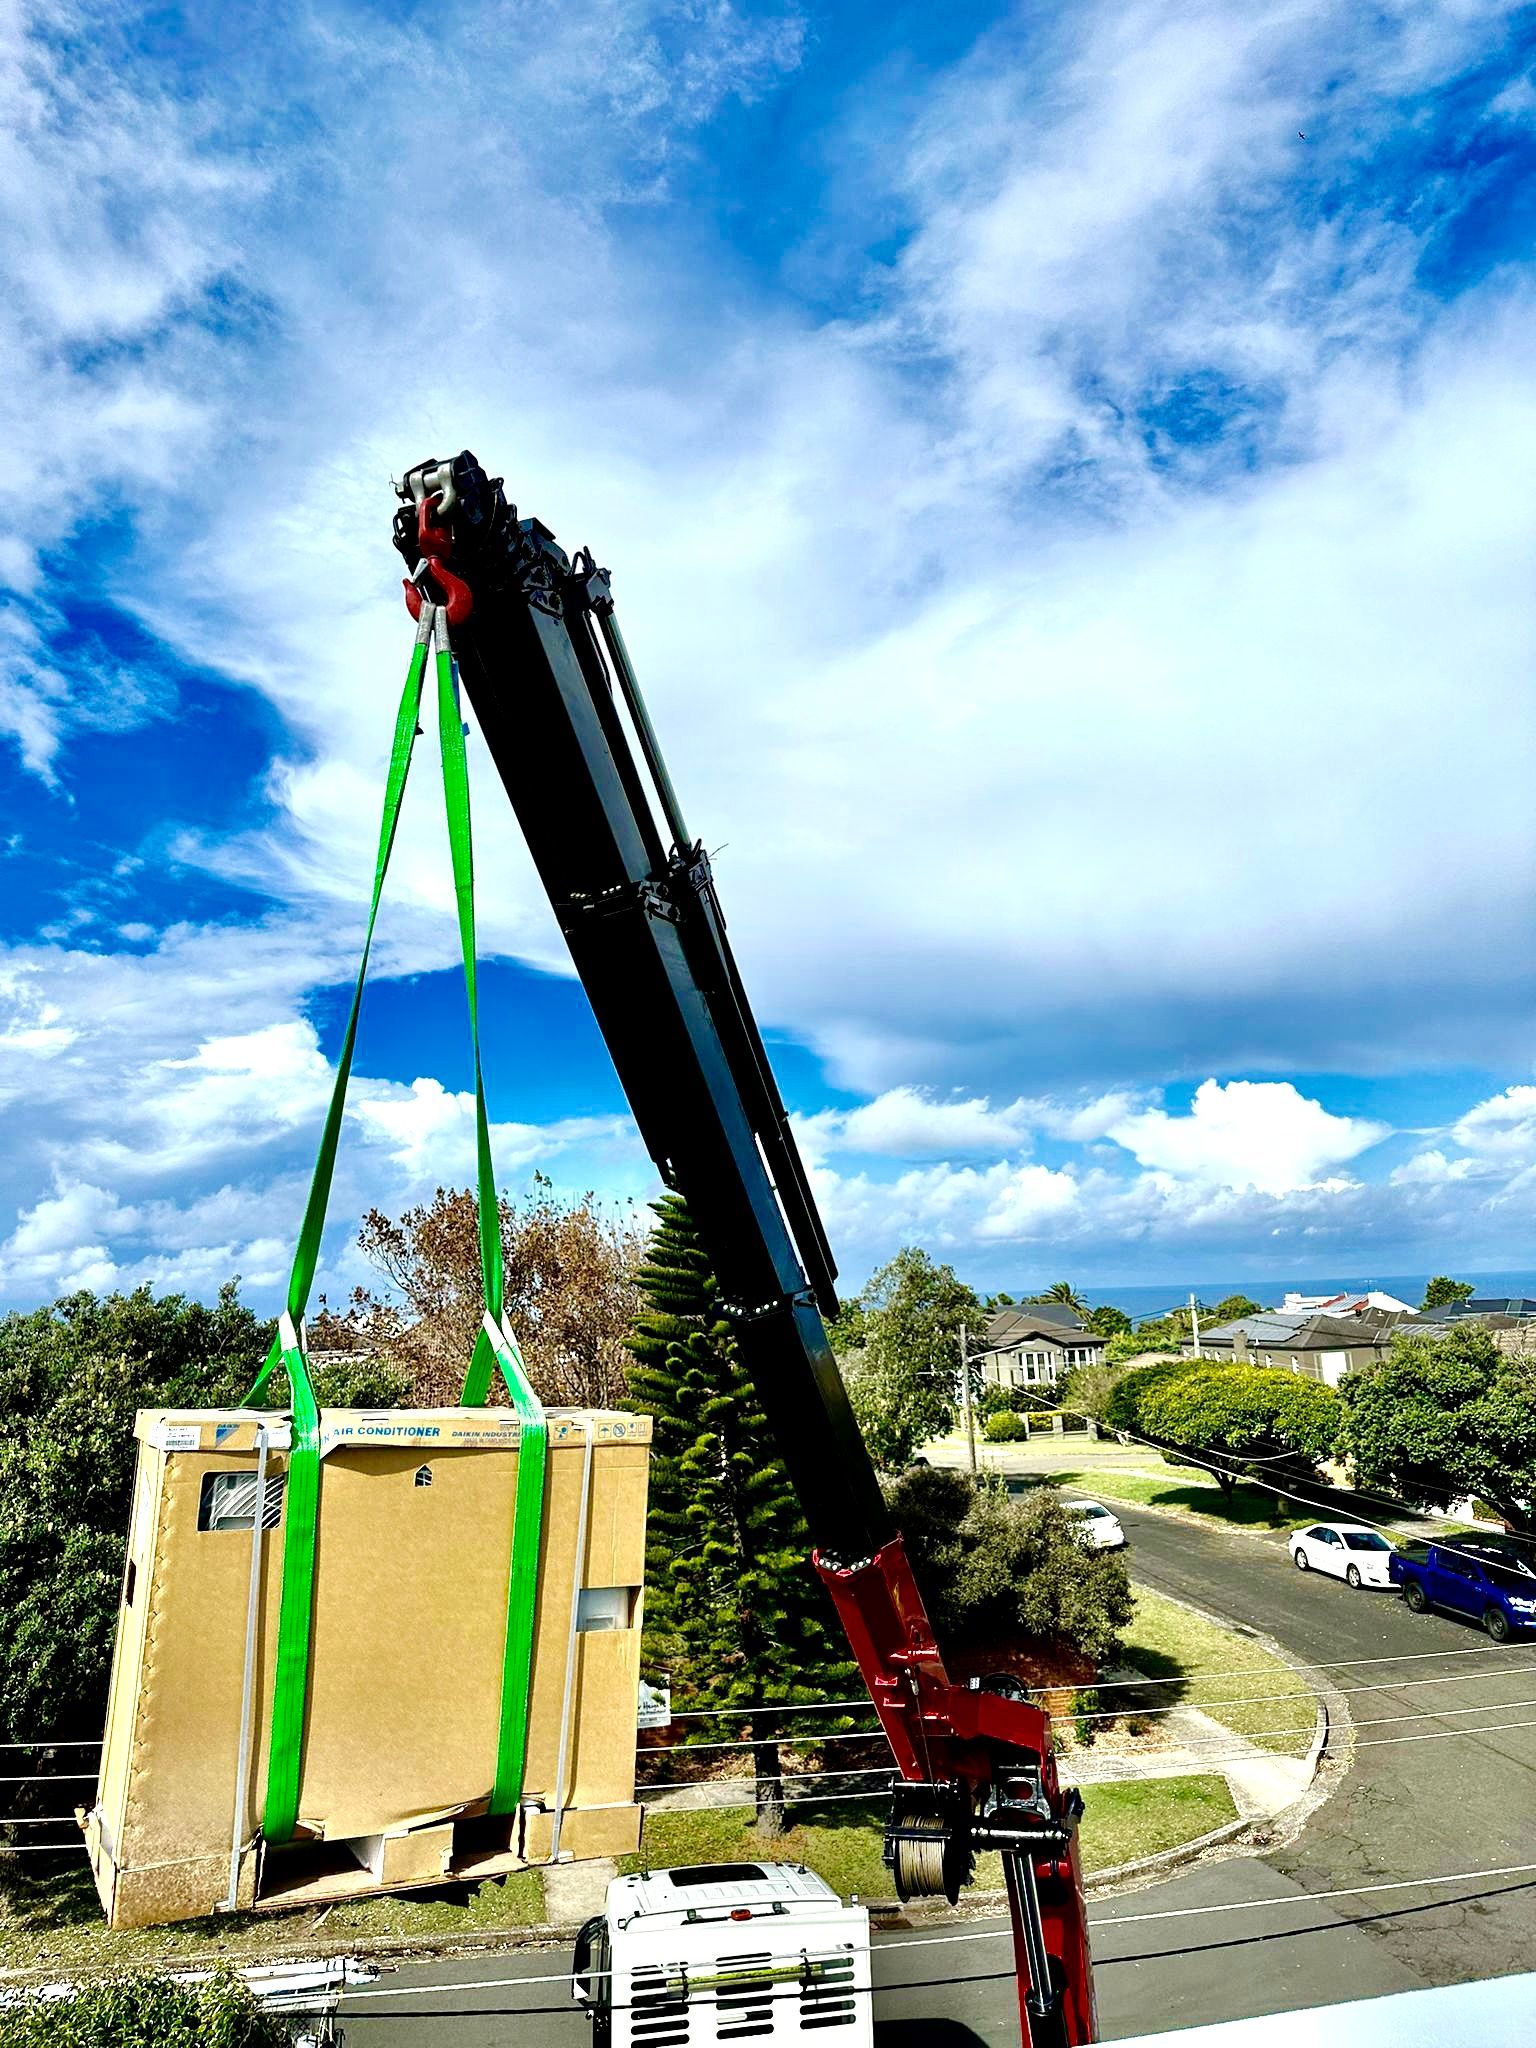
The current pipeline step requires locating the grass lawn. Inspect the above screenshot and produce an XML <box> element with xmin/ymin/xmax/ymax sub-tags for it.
<box><xmin>0</xmin><ymin>1771</ymin><xmax>1241</xmax><ymax>1973</ymax></box>
<box><xmin>1117</xmin><ymin>1586</ymin><xmax>1317</xmax><ymax>1756</ymax></box>
<box><xmin>1047</xmin><ymin>1464</ymin><xmax>1312</xmax><ymax>1535</ymax></box>
<box><xmin>623</xmin><ymin>1775</ymin><xmax>1236</xmax><ymax>1898</ymax></box>
<box><xmin>0</xmin><ymin>1857</ymin><xmax>547</xmax><ymax>1976</ymax></box>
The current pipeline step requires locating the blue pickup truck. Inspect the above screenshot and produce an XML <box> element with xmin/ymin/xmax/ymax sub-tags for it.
<box><xmin>1389</xmin><ymin>1535</ymin><xmax>1536</xmax><ymax>1642</ymax></box>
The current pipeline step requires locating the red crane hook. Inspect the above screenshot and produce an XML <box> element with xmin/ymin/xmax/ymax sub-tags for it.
<box><xmin>402</xmin><ymin>491</ymin><xmax>473</xmax><ymax>628</ymax></box>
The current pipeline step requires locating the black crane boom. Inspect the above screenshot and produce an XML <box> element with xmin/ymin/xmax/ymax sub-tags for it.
<box><xmin>392</xmin><ymin>450</ymin><xmax>1097</xmax><ymax>2048</ymax></box>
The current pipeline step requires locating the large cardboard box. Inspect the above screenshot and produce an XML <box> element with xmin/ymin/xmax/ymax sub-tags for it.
<box><xmin>83</xmin><ymin>1406</ymin><xmax>651</xmax><ymax>1928</ymax></box>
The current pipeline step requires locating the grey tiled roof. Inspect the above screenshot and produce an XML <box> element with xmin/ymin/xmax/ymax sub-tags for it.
<box><xmin>1205</xmin><ymin>1311</ymin><xmax>1308</xmax><ymax>1345</ymax></box>
<box><xmin>1420</xmin><ymin>1298</ymin><xmax>1536</xmax><ymax>1322</ymax></box>
<box><xmin>985</xmin><ymin>1308</ymin><xmax>1103</xmax><ymax>1350</ymax></box>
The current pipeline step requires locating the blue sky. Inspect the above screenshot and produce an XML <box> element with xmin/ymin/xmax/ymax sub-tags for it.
<box><xmin>2</xmin><ymin>0</ymin><xmax>1535</xmax><ymax>1311</ymax></box>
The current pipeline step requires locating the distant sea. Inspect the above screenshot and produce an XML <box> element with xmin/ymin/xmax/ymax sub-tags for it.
<box><xmin>1078</xmin><ymin>1270</ymin><xmax>1536</xmax><ymax>1319</ymax></box>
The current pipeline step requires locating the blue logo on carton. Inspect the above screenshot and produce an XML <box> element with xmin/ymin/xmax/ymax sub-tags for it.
<box><xmin>214</xmin><ymin>1422</ymin><xmax>238</xmax><ymax>1445</ymax></box>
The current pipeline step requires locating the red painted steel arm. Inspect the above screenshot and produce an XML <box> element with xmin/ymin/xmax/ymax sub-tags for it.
<box><xmin>820</xmin><ymin>1536</ymin><xmax>1097</xmax><ymax>2046</ymax></box>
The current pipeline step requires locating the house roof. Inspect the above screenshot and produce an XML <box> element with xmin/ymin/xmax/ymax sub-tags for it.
<box><xmin>1198</xmin><ymin>1308</ymin><xmax>1403</xmax><ymax>1353</ymax></box>
<box><xmin>985</xmin><ymin>1308</ymin><xmax>1103</xmax><ymax>1350</ymax></box>
<box><xmin>1249</xmin><ymin>1312</ymin><xmax>1400</xmax><ymax>1351</ymax></box>
<box><xmin>1205</xmin><ymin>1311</ymin><xmax>1308</xmax><ymax>1346</ymax></box>
<box><xmin>1012</xmin><ymin>1302</ymin><xmax>1087</xmax><ymax>1329</ymax></box>
<box><xmin>1420</xmin><ymin>1298</ymin><xmax>1536</xmax><ymax>1322</ymax></box>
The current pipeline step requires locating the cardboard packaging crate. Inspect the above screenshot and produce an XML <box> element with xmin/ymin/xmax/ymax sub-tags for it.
<box><xmin>83</xmin><ymin>1406</ymin><xmax>652</xmax><ymax>1928</ymax></box>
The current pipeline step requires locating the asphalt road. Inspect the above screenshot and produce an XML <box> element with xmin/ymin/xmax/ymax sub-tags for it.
<box><xmin>337</xmin><ymin>1497</ymin><xmax>1536</xmax><ymax>2043</ymax></box>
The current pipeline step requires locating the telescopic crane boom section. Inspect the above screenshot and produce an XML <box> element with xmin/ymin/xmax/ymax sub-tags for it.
<box><xmin>392</xmin><ymin>452</ymin><xmax>1097</xmax><ymax>2048</ymax></box>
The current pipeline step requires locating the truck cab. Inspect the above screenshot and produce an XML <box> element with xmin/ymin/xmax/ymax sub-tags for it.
<box><xmin>572</xmin><ymin>1862</ymin><xmax>872</xmax><ymax>2045</ymax></box>
<box><xmin>1391</xmin><ymin>1536</ymin><xmax>1536</xmax><ymax>1641</ymax></box>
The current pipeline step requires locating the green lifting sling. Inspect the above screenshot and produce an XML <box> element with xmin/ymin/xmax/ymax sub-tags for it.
<box><xmin>243</xmin><ymin>609</ymin><xmax>548</xmax><ymax>1845</ymax></box>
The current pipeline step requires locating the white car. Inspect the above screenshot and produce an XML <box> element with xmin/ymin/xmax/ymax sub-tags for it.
<box><xmin>1290</xmin><ymin>1522</ymin><xmax>1395</xmax><ymax>1588</ymax></box>
<box><xmin>1066</xmin><ymin>1498</ymin><xmax>1127</xmax><ymax>1550</ymax></box>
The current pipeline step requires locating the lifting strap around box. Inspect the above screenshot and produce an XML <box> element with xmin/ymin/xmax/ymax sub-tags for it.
<box><xmin>241</xmin><ymin>611</ymin><xmax>548</xmax><ymax>1843</ymax></box>
<box><xmin>433</xmin><ymin>631</ymin><xmax>549</xmax><ymax>1816</ymax></box>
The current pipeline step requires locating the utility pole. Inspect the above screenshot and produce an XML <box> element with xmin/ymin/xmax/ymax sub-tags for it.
<box><xmin>960</xmin><ymin>1323</ymin><xmax>978</xmax><ymax>1474</ymax></box>
<box><xmin>1189</xmin><ymin>1292</ymin><xmax>1202</xmax><ymax>1359</ymax></box>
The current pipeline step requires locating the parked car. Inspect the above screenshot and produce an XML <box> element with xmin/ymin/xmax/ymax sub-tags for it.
<box><xmin>1065</xmin><ymin>1498</ymin><xmax>1126</xmax><ymax>1550</ymax></box>
<box><xmin>1389</xmin><ymin>1536</ymin><xmax>1536</xmax><ymax>1642</ymax></box>
<box><xmin>1289</xmin><ymin>1523</ymin><xmax>1396</xmax><ymax>1588</ymax></box>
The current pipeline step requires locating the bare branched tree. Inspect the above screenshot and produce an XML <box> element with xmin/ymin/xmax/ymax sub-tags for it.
<box><xmin>336</xmin><ymin>1176</ymin><xmax>644</xmax><ymax>1409</ymax></box>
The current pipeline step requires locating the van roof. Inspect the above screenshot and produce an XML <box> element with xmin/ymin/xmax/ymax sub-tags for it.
<box><xmin>608</xmin><ymin>1862</ymin><xmax>844</xmax><ymax>1923</ymax></box>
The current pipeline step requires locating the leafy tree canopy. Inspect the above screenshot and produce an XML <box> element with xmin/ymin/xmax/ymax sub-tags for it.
<box><xmin>1057</xmin><ymin>1357</ymin><xmax>1125</xmax><ymax>1422</ymax></box>
<box><xmin>1340</xmin><ymin>1324</ymin><xmax>1536</xmax><ymax>1530</ymax></box>
<box><xmin>1108</xmin><ymin>1360</ymin><xmax>1340</xmax><ymax>1493</ymax></box>
<box><xmin>1421</xmin><ymin>1275</ymin><xmax>1475</xmax><ymax>1310</ymax></box>
<box><xmin>1028</xmin><ymin>1281</ymin><xmax>1088</xmax><ymax>1313</ymax></box>
<box><xmin>1084</xmin><ymin>1304</ymin><xmax>1132</xmax><ymax>1339</ymax></box>
<box><xmin>886</xmin><ymin>1467</ymin><xmax>1133</xmax><ymax>1666</ymax></box>
<box><xmin>0</xmin><ymin>1285</ymin><xmax>407</xmax><ymax>1742</ymax></box>
<box><xmin>831</xmin><ymin>1247</ymin><xmax>985</xmax><ymax>1469</ymax></box>
<box><xmin>1209</xmin><ymin>1295</ymin><xmax>1265</xmax><ymax>1323</ymax></box>
<box><xmin>0</xmin><ymin>1968</ymin><xmax>285</xmax><ymax>2047</ymax></box>
<box><xmin>977</xmin><ymin>1382</ymin><xmax>1023</xmax><ymax>1420</ymax></box>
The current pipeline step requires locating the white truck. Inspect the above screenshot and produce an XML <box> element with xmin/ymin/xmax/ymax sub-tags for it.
<box><xmin>572</xmin><ymin>1861</ymin><xmax>872</xmax><ymax>2045</ymax></box>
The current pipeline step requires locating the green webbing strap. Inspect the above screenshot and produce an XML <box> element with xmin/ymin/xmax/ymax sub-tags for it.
<box><xmin>434</xmin><ymin>633</ymin><xmax>550</xmax><ymax>1814</ymax></box>
<box><xmin>242</xmin><ymin>619</ymin><xmax>433</xmax><ymax>1845</ymax></box>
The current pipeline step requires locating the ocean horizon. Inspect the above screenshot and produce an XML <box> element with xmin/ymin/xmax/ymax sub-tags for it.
<box><xmin>1047</xmin><ymin>1269</ymin><xmax>1536</xmax><ymax>1320</ymax></box>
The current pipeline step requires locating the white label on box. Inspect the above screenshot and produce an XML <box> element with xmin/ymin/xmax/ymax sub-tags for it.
<box><xmin>161</xmin><ymin>1425</ymin><xmax>201</xmax><ymax>1451</ymax></box>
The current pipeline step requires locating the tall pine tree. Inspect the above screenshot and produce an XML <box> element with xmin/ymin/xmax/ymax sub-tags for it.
<box><xmin>627</xmin><ymin>1193</ymin><xmax>857</xmax><ymax>1830</ymax></box>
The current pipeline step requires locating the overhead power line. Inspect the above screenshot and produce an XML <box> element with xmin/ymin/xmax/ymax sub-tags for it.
<box><xmin>1027</xmin><ymin>1634</ymin><xmax>1527</xmax><ymax>1698</ymax></box>
<box><xmin>1065</xmin><ymin>1655</ymin><xmax>1536</xmax><ymax>1723</ymax></box>
<box><xmin>335</xmin><ymin>1856</ymin><xmax>1536</xmax><ymax>2009</ymax></box>
<box><xmin>637</xmin><ymin>1703</ymin><xmax>1536</xmax><ymax>1812</ymax></box>
<box><xmin>0</xmin><ymin>1773</ymin><xmax>95</xmax><ymax>1784</ymax></box>
<box><xmin>1084</xmin><ymin>1413</ymin><xmax>1535</xmax><ymax>1573</ymax></box>
<box><xmin>0</xmin><ymin>1740</ymin><xmax>100</xmax><ymax>1752</ymax></box>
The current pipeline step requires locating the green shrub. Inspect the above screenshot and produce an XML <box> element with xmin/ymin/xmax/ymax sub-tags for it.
<box><xmin>984</xmin><ymin>1410</ymin><xmax>1029</xmax><ymax>1442</ymax></box>
<box><xmin>0</xmin><ymin>1970</ymin><xmax>289</xmax><ymax>2047</ymax></box>
<box><xmin>883</xmin><ymin>1467</ymin><xmax>1133</xmax><ymax>1664</ymax></box>
<box><xmin>0</xmin><ymin>1285</ymin><xmax>409</xmax><ymax>1744</ymax></box>
<box><xmin>1071</xmin><ymin>1686</ymin><xmax>1102</xmax><ymax>1746</ymax></box>
<box><xmin>976</xmin><ymin>1384</ymin><xmax>1022</xmax><ymax>1421</ymax></box>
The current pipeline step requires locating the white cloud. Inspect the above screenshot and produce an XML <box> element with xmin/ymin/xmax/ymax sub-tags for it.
<box><xmin>350</xmin><ymin>1076</ymin><xmax>639</xmax><ymax>1183</ymax></box>
<box><xmin>0</xmin><ymin>922</ymin><xmax>655</xmax><ymax>1311</ymax></box>
<box><xmin>4</xmin><ymin>0</ymin><xmax>1536</xmax><ymax>1298</ymax></box>
<box><xmin>795</xmin><ymin>1087</ymin><xmax>1039</xmax><ymax>1163</ymax></box>
<box><xmin>1389</xmin><ymin>1149</ymin><xmax>1477</xmax><ymax>1187</ymax></box>
<box><xmin>0</xmin><ymin>1179</ymin><xmax>138</xmax><ymax>1294</ymax></box>
<box><xmin>51</xmin><ymin>0</ymin><xmax>1518</xmax><ymax>1105</ymax></box>
<box><xmin>1451</xmin><ymin>1086</ymin><xmax>1536</xmax><ymax>1161</ymax></box>
<box><xmin>1107</xmin><ymin>1080</ymin><xmax>1388</xmax><ymax>1194</ymax></box>
<box><xmin>809</xmin><ymin>1156</ymin><xmax>1080</xmax><ymax>1260</ymax></box>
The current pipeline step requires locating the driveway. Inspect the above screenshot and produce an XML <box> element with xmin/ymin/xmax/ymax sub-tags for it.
<box><xmin>338</xmin><ymin>1495</ymin><xmax>1536</xmax><ymax>2042</ymax></box>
